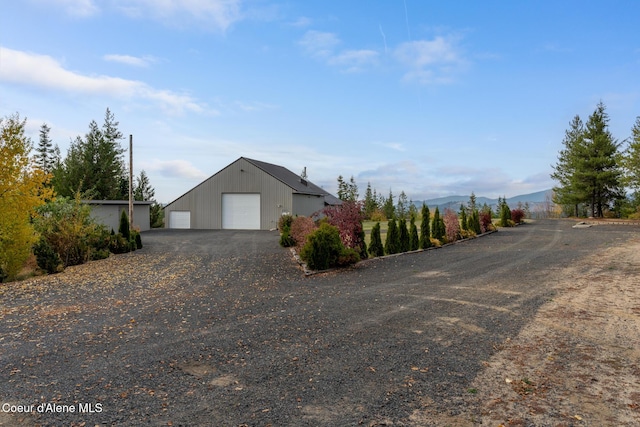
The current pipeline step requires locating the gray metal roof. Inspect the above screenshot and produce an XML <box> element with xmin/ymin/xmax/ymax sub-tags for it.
<box><xmin>243</xmin><ymin>157</ymin><xmax>329</xmax><ymax>197</ymax></box>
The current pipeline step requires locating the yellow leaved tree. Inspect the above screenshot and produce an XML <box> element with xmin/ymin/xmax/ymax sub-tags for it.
<box><xmin>0</xmin><ymin>114</ymin><xmax>54</xmax><ymax>282</ymax></box>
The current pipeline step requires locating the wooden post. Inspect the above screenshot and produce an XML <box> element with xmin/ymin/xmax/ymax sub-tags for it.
<box><xmin>129</xmin><ymin>134</ymin><xmax>134</xmax><ymax>230</ymax></box>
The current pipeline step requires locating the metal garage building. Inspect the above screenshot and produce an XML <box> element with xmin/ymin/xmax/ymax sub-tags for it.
<box><xmin>163</xmin><ymin>157</ymin><xmax>340</xmax><ymax>230</ymax></box>
<box><xmin>85</xmin><ymin>200</ymin><xmax>152</xmax><ymax>232</ymax></box>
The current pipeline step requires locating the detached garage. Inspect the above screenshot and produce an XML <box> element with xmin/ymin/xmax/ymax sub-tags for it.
<box><xmin>163</xmin><ymin>157</ymin><xmax>340</xmax><ymax>230</ymax></box>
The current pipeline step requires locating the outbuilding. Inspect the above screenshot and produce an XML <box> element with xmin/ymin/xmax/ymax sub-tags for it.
<box><xmin>84</xmin><ymin>200</ymin><xmax>153</xmax><ymax>232</ymax></box>
<box><xmin>163</xmin><ymin>157</ymin><xmax>340</xmax><ymax>230</ymax></box>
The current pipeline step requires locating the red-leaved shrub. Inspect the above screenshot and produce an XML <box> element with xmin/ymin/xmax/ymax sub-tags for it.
<box><xmin>321</xmin><ymin>201</ymin><xmax>366</xmax><ymax>256</ymax></box>
<box><xmin>443</xmin><ymin>209</ymin><xmax>460</xmax><ymax>243</ymax></box>
<box><xmin>290</xmin><ymin>216</ymin><xmax>317</xmax><ymax>249</ymax></box>
<box><xmin>511</xmin><ymin>209</ymin><xmax>525</xmax><ymax>224</ymax></box>
<box><xmin>479</xmin><ymin>211</ymin><xmax>493</xmax><ymax>233</ymax></box>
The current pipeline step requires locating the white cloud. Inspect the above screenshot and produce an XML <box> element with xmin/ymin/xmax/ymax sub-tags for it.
<box><xmin>328</xmin><ymin>49</ymin><xmax>379</xmax><ymax>73</ymax></box>
<box><xmin>298</xmin><ymin>30</ymin><xmax>341</xmax><ymax>59</ymax></box>
<box><xmin>0</xmin><ymin>46</ymin><xmax>208</xmax><ymax>115</ymax></box>
<box><xmin>298</xmin><ymin>31</ymin><xmax>379</xmax><ymax>73</ymax></box>
<box><xmin>140</xmin><ymin>159</ymin><xmax>209</xmax><ymax>180</ymax></box>
<box><xmin>394</xmin><ymin>35</ymin><xmax>467</xmax><ymax>84</ymax></box>
<box><xmin>117</xmin><ymin>0</ymin><xmax>242</xmax><ymax>31</ymax></box>
<box><xmin>42</xmin><ymin>0</ymin><xmax>99</xmax><ymax>17</ymax></box>
<box><xmin>103</xmin><ymin>54</ymin><xmax>156</xmax><ymax>67</ymax></box>
<box><xmin>289</xmin><ymin>16</ymin><xmax>312</xmax><ymax>28</ymax></box>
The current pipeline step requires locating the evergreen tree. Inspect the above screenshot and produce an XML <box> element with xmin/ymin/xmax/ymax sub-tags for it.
<box><xmin>431</xmin><ymin>207</ymin><xmax>445</xmax><ymax>242</ymax></box>
<box><xmin>134</xmin><ymin>170</ymin><xmax>154</xmax><ymax>201</ymax></box>
<box><xmin>551</xmin><ymin>103</ymin><xmax>624</xmax><ymax>217</ymax></box>
<box><xmin>408</xmin><ymin>198</ymin><xmax>417</xmax><ymax>219</ymax></box>
<box><xmin>623</xmin><ymin>117</ymin><xmax>640</xmax><ymax>208</ymax></box>
<box><xmin>459</xmin><ymin>204</ymin><xmax>468</xmax><ymax>231</ymax></box>
<box><xmin>468</xmin><ymin>192</ymin><xmax>477</xmax><ymax>213</ymax></box>
<box><xmin>500</xmin><ymin>203</ymin><xmax>511</xmax><ymax>227</ymax></box>
<box><xmin>419</xmin><ymin>203</ymin><xmax>431</xmax><ymax>249</ymax></box>
<box><xmin>383</xmin><ymin>189</ymin><xmax>395</xmax><ymax>219</ymax></box>
<box><xmin>409</xmin><ymin>214</ymin><xmax>419</xmax><ymax>251</ymax></box>
<box><xmin>368</xmin><ymin>222</ymin><xmax>384</xmax><ymax>257</ymax></box>
<box><xmin>119</xmin><ymin>209</ymin><xmax>131</xmax><ymax>241</ymax></box>
<box><xmin>398</xmin><ymin>217</ymin><xmax>409</xmax><ymax>252</ymax></box>
<box><xmin>385</xmin><ymin>218</ymin><xmax>399</xmax><ymax>255</ymax></box>
<box><xmin>35</xmin><ymin>123</ymin><xmax>55</xmax><ymax>173</ymax></box>
<box><xmin>363</xmin><ymin>182</ymin><xmax>377</xmax><ymax>219</ymax></box>
<box><xmin>470</xmin><ymin>209</ymin><xmax>481</xmax><ymax>234</ymax></box>
<box><xmin>396</xmin><ymin>191</ymin><xmax>409</xmax><ymax>219</ymax></box>
<box><xmin>54</xmin><ymin>109</ymin><xmax>126</xmax><ymax>200</ymax></box>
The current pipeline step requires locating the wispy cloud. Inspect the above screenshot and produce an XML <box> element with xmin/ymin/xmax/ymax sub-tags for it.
<box><xmin>298</xmin><ymin>30</ymin><xmax>341</xmax><ymax>59</ymax></box>
<box><xmin>140</xmin><ymin>159</ymin><xmax>209</xmax><ymax>181</ymax></box>
<box><xmin>44</xmin><ymin>0</ymin><xmax>99</xmax><ymax>17</ymax></box>
<box><xmin>289</xmin><ymin>16</ymin><xmax>312</xmax><ymax>28</ymax></box>
<box><xmin>394</xmin><ymin>35</ymin><xmax>467</xmax><ymax>84</ymax></box>
<box><xmin>103</xmin><ymin>54</ymin><xmax>157</xmax><ymax>67</ymax></box>
<box><xmin>0</xmin><ymin>46</ymin><xmax>208</xmax><ymax>115</ymax></box>
<box><xmin>298</xmin><ymin>30</ymin><xmax>379</xmax><ymax>73</ymax></box>
<box><xmin>117</xmin><ymin>0</ymin><xmax>242</xmax><ymax>31</ymax></box>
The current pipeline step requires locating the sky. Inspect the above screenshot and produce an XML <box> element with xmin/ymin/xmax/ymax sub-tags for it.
<box><xmin>2</xmin><ymin>1</ymin><xmax>640</xmax><ymax>204</ymax></box>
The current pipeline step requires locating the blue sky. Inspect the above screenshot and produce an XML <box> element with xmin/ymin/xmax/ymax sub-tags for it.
<box><xmin>2</xmin><ymin>1</ymin><xmax>639</xmax><ymax>203</ymax></box>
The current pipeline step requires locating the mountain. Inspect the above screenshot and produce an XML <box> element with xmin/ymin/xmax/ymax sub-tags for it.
<box><xmin>414</xmin><ymin>189</ymin><xmax>552</xmax><ymax>211</ymax></box>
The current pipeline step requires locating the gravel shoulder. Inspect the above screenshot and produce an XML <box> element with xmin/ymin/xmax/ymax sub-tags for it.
<box><xmin>1</xmin><ymin>220</ymin><xmax>638</xmax><ymax>426</ymax></box>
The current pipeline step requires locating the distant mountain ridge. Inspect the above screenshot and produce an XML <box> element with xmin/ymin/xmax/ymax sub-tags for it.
<box><xmin>414</xmin><ymin>189</ymin><xmax>551</xmax><ymax>210</ymax></box>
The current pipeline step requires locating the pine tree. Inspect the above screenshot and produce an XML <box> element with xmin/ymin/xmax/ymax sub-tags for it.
<box><xmin>35</xmin><ymin>123</ymin><xmax>55</xmax><ymax>173</ymax></box>
<box><xmin>396</xmin><ymin>191</ymin><xmax>409</xmax><ymax>220</ymax></box>
<box><xmin>383</xmin><ymin>189</ymin><xmax>395</xmax><ymax>220</ymax></box>
<box><xmin>623</xmin><ymin>116</ymin><xmax>640</xmax><ymax>208</ymax></box>
<box><xmin>551</xmin><ymin>103</ymin><xmax>624</xmax><ymax>217</ymax></box>
<box><xmin>363</xmin><ymin>182</ymin><xmax>377</xmax><ymax>219</ymax></box>
<box><xmin>368</xmin><ymin>222</ymin><xmax>384</xmax><ymax>257</ymax></box>
<box><xmin>419</xmin><ymin>203</ymin><xmax>431</xmax><ymax>249</ymax></box>
<box><xmin>54</xmin><ymin>109</ymin><xmax>126</xmax><ymax>200</ymax></box>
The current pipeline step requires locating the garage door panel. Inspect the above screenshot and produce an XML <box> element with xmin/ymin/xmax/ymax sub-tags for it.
<box><xmin>169</xmin><ymin>211</ymin><xmax>190</xmax><ymax>229</ymax></box>
<box><xmin>222</xmin><ymin>194</ymin><xmax>260</xmax><ymax>229</ymax></box>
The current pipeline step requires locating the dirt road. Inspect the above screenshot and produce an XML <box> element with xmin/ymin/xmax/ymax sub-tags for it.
<box><xmin>0</xmin><ymin>220</ymin><xmax>638</xmax><ymax>426</ymax></box>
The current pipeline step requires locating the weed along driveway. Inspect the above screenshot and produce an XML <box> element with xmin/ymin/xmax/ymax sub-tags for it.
<box><xmin>1</xmin><ymin>220</ymin><xmax>639</xmax><ymax>426</ymax></box>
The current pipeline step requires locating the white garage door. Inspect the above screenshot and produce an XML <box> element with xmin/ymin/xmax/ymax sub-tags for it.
<box><xmin>169</xmin><ymin>211</ymin><xmax>191</xmax><ymax>229</ymax></box>
<box><xmin>222</xmin><ymin>194</ymin><xmax>260</xmax><ymax>229</ymax></box>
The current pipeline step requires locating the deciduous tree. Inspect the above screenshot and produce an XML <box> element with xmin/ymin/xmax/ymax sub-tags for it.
<box><xmin>0</xmin><ymin>114</ymin><xmax>53</xmax><ymax>281</ymax></box>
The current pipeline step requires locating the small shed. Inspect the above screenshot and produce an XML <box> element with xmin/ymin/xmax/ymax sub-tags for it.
<box><xmin>84</xmin><ymin>200</ymin><xmax>153</xmax><ymax>232</ymax></box>
<box><xmin>164</xmin><ymin>157</ymin><xmax>340</xmax><ymax>230</ymax></box>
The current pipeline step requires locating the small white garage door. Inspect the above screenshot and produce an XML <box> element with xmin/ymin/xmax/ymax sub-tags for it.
<box><xmin>222</xmin><ymin>193</ymin><xmax>260</xmax><ymax>230</ymax></box>
<box><xmin>169</xmin><ymin>211</ymin><xmax>191</xmax><ymax>229</ymax></box>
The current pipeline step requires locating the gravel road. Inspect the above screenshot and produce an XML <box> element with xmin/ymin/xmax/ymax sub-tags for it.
<box><xmin>0</xmin><ymin>219</ymin><xmax>637</xmax><ymax>426</ymax></box>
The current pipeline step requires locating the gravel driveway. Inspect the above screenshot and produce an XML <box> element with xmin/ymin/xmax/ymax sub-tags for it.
<box><xmin>0</xmin><ymin>220</ymin><xmax>638</xmax><ymax>426</ymax></box>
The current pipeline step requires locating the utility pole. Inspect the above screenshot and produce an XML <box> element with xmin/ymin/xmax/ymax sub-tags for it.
<box><xmin>129</xmin><ymin>134</ymin><xmax>134</xmax><ymax>230</ymax></box>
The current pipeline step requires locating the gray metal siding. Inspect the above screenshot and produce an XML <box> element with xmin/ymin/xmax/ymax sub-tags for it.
<box><xmin>89</xmin><ymin>204</ymin><xmax>151</xmax><ymax>232</ymax></box>
<box><xmin>164</xmin><ymin>158</ymin><xmax>293</xmax><ymax>230</ymax></box>
<box><xmin>292</xmin><ymin>194</ymin><xmax>325</xmax><ymax>217</ymax></box>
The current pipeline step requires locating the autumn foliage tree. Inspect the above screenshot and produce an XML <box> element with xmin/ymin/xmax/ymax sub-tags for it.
<box><xmin>322</xmin><ymin>200</ymin><xmax>367</xmax><ymax>258</ymax></box>
<box><xmin>0</xmin><ymin>114</ymin><xmax>54</xmax><ymax>281</ymax></box>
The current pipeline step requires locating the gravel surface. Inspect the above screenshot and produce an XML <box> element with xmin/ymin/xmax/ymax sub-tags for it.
<box><xmin>0</xmin><ymin>220</ymin><xmax>638</xmax><ymax>426</ymax></box>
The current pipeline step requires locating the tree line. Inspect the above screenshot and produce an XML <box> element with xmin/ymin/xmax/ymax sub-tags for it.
<box><xmin>552</xmin><ymin>101</ymin><xmax>640</xmax><ymax>218</ymax></box>
<box><xmin>0</xmin><ymin>109</ymin><xmax>161</xmax><ymax>282</ymax></box>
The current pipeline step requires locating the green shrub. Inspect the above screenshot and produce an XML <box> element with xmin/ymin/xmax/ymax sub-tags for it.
<box><xmin>419</xmin><ymin>204</ymin><xmax>431</xmax><ymax>249</ymax></box>
<box><xmin>385</xmin><ymin>218</ymin><xmax>400</xmax><ymax>255</ymax></box>
<box><xmin>368</xmin><ymin>222</ymin><xmax>384</xmax><ymax>257</ymax></box>
<box><xmin>33</xmin><ymin>237</ymin><xmax>63</xmax><ymax>274</ymax></box>
<box><xmin>409</xmin><ymin>216</ymin><xmax>419</xmax><ymax>251</ymax></box>
<box><xmin>500</xmin><ymin>204</ymin><xmax>512</xmax><ymax>227</ymax></box>
<box><xmin>300</xmin><ymin>223</ymin><xmax>344</xmax><ymax>270</ymax></box>
<box><xmin>134</xmin><ymin>232</ymin><xmax>143</xmax><ymax>249</ymax></box>
<box><xmin>337</xmin><ymin>247</ymin><xmax>360</xmax><ymax>267</ymax></box>
<box><xmin>119</xmin><ymin>210</ymin><xmax>131</xmax><ymax>240</ymax></box>
<box><xmin>109</xmin><ymin>233</ymin><xmax>130</xmax><ymax>254</ymax></box>
<box><xmin>278</xmin><ymin>214</ymin><xmax>294</xmax><ymax>231</ymax></box>
<box><xmin>398</xmin><ymin>218</ymin><xmax>409</xmax><ymax>252</ymax></box>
